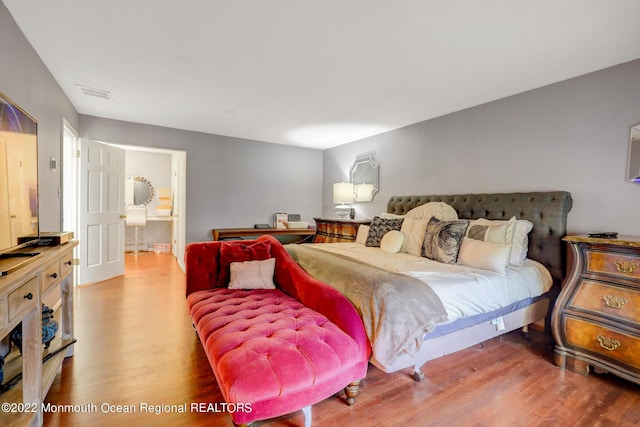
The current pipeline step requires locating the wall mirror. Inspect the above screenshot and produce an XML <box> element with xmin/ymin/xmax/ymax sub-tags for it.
<box><xmin>350</xmin><ymin>156</ymin><xmax>378</xmax><ymax>202</ymax></box>
<box><xmin>628</xmin><ymin>123</ymin><xmax>640</xmax><ymax>184</ymax></box>
<box><xmin>127</xmin><ymin>176</ymin><xmax>154</xmax><ymax>206</ymax></box>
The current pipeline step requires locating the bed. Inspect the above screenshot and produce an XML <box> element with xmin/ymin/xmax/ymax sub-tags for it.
<box><xmin>286</xmin><ymin>191</ymin><xmax>573</xmax><ymax>380</ymax></box>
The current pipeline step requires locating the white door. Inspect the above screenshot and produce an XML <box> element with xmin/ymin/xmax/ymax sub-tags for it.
<box><xmin>78</xmin><ymin>139</ymin><xmax>125</xmax><ymax>285</ymax></box>
<box><xmin>172</xmin><ymin>151</ymin><xmax>187</xmax><ymax>269</ymax></box>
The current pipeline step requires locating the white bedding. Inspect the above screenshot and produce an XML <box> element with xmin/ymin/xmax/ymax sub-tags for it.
<box><xmin>309</xmin><ymin>242</ymin><xmax>553</xmax><ymax>324</ymax></box>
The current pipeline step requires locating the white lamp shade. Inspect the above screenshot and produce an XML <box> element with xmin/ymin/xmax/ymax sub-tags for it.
<box><xmin>333</xmin><ymin>182</ymin><xmax>354</xmax><ymax>204</ymax></box>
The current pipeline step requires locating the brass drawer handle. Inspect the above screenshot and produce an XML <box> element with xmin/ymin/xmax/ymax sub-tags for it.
<box><xmin>614</xmin><ymin>260</ymin><xmax>639</xmax><ymax>274</ymax></box>
<box><xmin>596</xmin><ymin>334</ymin><xmax>621</xmax><ymax>351</ymax></box>
<box><xmin>602</xmin><ymin>295</ymin><xmax>628</xmax><ymax>309</ymax></box>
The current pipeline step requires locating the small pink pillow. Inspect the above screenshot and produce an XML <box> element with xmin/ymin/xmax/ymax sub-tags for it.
<box><xmin>217</xmin><ymin>240</ymin><xmax>271</xmax><ymax>285</ymax></box>
<box><xmin>228</xmin><ymin>258</ymin><xmax>276</xmax><ymax>289</ymax></box>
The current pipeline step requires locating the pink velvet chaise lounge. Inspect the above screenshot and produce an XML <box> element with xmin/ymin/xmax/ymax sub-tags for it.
<box><xmin>185</xmin><ymin>235</ymin><xmax>370</xmax><ymax>426</ymax></box>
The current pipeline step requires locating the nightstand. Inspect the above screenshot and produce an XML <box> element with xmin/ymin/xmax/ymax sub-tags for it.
<box><xmin>551</xmin><ymin>235</ymin><xmax>640</xmax><ymax>385</ymax></box>
<box><xmin>313</xmin><ymin>218</ymin><xmax>371</xmax><ymax>243</ymax></box>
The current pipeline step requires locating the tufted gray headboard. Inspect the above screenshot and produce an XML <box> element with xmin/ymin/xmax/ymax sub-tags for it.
<box><xmin>387</xmin><ymin>191</ymin><xmax>573</xmax><ymax>283</ymax></box>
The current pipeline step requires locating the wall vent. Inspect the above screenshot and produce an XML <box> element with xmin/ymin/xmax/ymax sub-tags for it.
<box><xmin>76</xmin><ymin>84</ymin><xmax>112</xmax><ymax>100</ymax></box>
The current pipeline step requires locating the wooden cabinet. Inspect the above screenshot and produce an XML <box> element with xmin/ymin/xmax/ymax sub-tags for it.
<box><xmin>211</xmin><ymin>227</ymin><xmax>315</xmax><ymax>243</ymax></box>
<box><xmin>0</xmin><ymin>242</ymin><xmax>77</xmax><ymax>426</ymax></box>
<box><xmin>313</xmin><ymin>218</ymin><xmax>371</xmax><ymax>243</ymax></box>
<box><xmin>551</xmin><ymin>235</ymin><xmax>640</xmax><ymax>384</ymax></box>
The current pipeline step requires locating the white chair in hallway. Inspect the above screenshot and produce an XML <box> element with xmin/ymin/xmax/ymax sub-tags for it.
<box><xmin>126</xmin><ymin>206</ymin><xmax>147</xmax><ymax>255</ymax></box>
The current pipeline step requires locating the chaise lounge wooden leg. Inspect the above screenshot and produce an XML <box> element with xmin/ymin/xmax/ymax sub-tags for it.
<box><xmin>344</xmin><ymin>380</ymin><xmax>361</xmax><ymax>406</ymax></box>
<box><xmin>302</xmin><ymin>405</ymin><xmax>312</xmax><ymax>427</ymax></box>
<box><xmin>412</xmin><ymin>368</ymin><xmax>425</xmax><ymax>382</ymax></box>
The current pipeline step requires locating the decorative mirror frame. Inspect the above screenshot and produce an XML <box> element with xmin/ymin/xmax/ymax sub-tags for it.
<box><xmin>350</xmin><ymin>156</ymin><xmax>379</xmax><ymax>202</ymax></box>
<box><xmin>628</xmin><ymin>123</ymin><xmax>640</xmax><ymax>184</ymax></box>
<box><xmin>128</xmin><ymin>176</ymin><xmax>155</xmax><ymax>206</ymax></box>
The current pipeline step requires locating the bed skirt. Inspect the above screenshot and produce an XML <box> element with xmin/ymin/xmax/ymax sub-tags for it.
<box><xmin>370</xmin><ymin>296</ymin><xmax>549</xmax><ymax>374</ymax></box>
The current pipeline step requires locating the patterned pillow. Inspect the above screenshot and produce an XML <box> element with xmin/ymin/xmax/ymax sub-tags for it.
<box><xmin>422</xmin><ymin>217</ymin><xmax>469</xmax><ymax>264</ymax></box>
<box><xmin>365</xmin><ymin>216</ymin><xmax>404</xmax><ymax>247</ymax></box>
<box><xmin>405</xmin><ymin>202</ymin><xmax>458</xmax><ymax>221</ymax></box>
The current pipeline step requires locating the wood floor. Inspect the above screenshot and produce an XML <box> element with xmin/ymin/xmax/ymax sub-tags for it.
<box><xmin>41</xmin><ymin>253</ymin><xmax>640</xmax><ymax>427</ymax></box>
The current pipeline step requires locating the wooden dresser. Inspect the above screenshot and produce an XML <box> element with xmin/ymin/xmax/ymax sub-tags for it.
<box><xmin>0</xmin><ymin>242</ymin><xmax>77</xmax><ymax>426</ymax></box>
<box><xmin>211</xmin><ymin>227</ymin><xmax>315</xmax><ymax>243</ymax></box>
<box><xmin>313</xmin><ymin>218</ymin><xmax>371</xmax><ymax>243</ymax></box>
<box><xmin>551</xmin><ymin>235</ymin><xmax>640</xmax><ymax>384</ymax></box>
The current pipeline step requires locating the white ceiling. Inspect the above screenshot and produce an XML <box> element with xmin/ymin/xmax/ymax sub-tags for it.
<box><xmin>4</xmin><ymin>1</ymin><xmax>640</xmax><ymax>149</ymax></box>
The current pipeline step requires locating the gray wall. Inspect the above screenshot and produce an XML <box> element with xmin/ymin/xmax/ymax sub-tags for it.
<box><xmin>324</xmin><ymin>59</ymin><xmax>640</xmax><ymax>235</ymax></box>
<box><xmin>5</xmin><ymin>1</ymin><xmax>640</xmax><ymax>241</ymax></box>
<box><xmin>80</xmin><ymin>115</ymin><xmax>323</xmax><ymax>243</ymax></box>
<box><xmin>1</xmin><ymin>3</ymin><xmax>323</xmax><ymax>245</ymax></box>
<box><xmin>0</xmin><ymin>2</ymin><xmax>79</xmax><ymax>232</ymax></box>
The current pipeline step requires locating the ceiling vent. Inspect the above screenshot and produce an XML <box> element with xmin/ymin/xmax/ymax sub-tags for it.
<box><xmin>76</xmin><ymin>84</ymin><xmax>112</xmax><ymax>100</ymax></box>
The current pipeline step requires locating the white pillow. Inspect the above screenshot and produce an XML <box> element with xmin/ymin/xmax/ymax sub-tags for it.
<box><xmin>512</xmin><ymin>220</ymin><xmax>534</xmax><ymax>264</ymax></box>
<box><xmin>471</xmin><ymin>217</ymin><xmax>532</xmax><ymax>265</ymax></box>
<box><xmin>355</xmin><ymin>225</ymin><xmax>370</xmax><ymax>245</ymax></box>
<box><xmin>380</xmin><ymin>213</ymin><xmax>405</xmax><ymax>219</ymax></box>
<box><xmin>405</xmin><ymin>202</ymin><xmax>458</xmax><ymax>222</ymax></box>
<box><xmin>466</xmin><ymin>217</ymin><xmax>514</xmax><ymax>243</ymax></box>
<box><xmin>380</xmin><ymin>230</ymin><xmax>405</xmax><ymax>254</ymax></box>
<box><xmin>457</xmin><ymin>238</ymin><xmax>511</xmax><ymax>274</ymax></box>
<box><xmin>399</xmin><ymin>218</ymin><xmax>428</xmax><ymax>256</ymax></box>
<box><xmin>228</xmin><ymin>258</ymin><xmax>276</xmax><ymax>289</ymax></box>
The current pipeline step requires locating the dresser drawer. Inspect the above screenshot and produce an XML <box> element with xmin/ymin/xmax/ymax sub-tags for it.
<box><xmin>8</xmin><ymin>276</ymin><xmax>38</xmax><ymax>321</ymax></box>
<box><xmin>41</xmin><ymin>261</ymin><xmax>62</xmax><ymax>293</ymax></box>
<box><xmin>585</xmin><ymin>250</ymin><xmax>640</xmax><ymax>281</ymax></box>
<box><xmin>570</xmin><ymin>279</ymin><xmax>640</xmax><ymax>327</ymax></box>
<box><xmin>0</xmin><ymin>296</ymin><xmax>5</xmax><ymax>332</ymax></box>
<box><xmin>314</xmin><ymin>218</ymin><xmax>366</xmax><ymax>243</ymax></box>
<box><xmin>564</xmin><ymin>317</ymin><xmax>640</xmax><ymax>371</ymax></box>
<box><xmin>60</xmin><ymin>252</ymin><xmax>73</xmax><ymax>277</ymax></box>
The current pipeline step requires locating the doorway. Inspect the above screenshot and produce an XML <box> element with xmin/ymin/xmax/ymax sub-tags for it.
<box><xmin>62</xmin><ymin>125</ymin><xmax>187</xmax><ymax>284</ymax></box>
<box><xmin>120</xmin><ymin>145</ymin><xmax>186</xmax><ymax>267</ymax></box>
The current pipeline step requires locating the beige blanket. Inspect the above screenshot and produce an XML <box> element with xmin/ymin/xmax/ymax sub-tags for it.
<box><xmin>286</xmin><ymin>244</ymin><xmax>448</xmax><ymax>367</ymax></box>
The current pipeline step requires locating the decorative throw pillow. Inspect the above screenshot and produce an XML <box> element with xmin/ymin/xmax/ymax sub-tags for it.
<box><xmin>365</xmin><ymin>216</ymin><xmax>404</xmax><ymax>247</ymax></box>
<box><xmin>380</xmin><ymin>230</ymin><xmax>405</xmax><ymax>254</ymax></box>
<box><xmin>355</xmin><ymin>225</ymin><xmax>370</xmax><ymax>245</ymax></box>
<box><xmin>405</xmin><ymin>202</ymin><xmax>458</xmax><ymax>222</ymax></box>
<box><xmin>228</xmin><ymin>258</ymin><xmax>276</xmax><ymax>289</ymax></box>
<box><xmin>510</xmin><ymin>219</ymin><xmax>534</xmax><ymax>264</ymax></box>
<box><xmin>217</xmin><ymin>240</ymin><xmax>272</xmax><ymax>285</ymax></box>
<box><xmin>466</xmin><ymin>216</ymin><xmax>514</xmax><ymax>243</ymax></box>
<box><xmin>422</xmin><ymin>217</ymin><xmax>469</xmax><ymax>264</ymax></box>
<box><xmin>470</xmin><ymin>217</ymin><xmax>532</xmax><ymax>265</ymax></box>
<box><xmin>380</xmin><ymin>212</ymin><xmax>405</xmax><ymax>219</ymax></box>
<box><xmin>457</xmin><ymin>237</ymin><xmax>511</xmax><ymax>274</ymax></box>
<box><xmin>399</xmin><ymin>218</ymin><xmax>428</xmax><ymax>256</ymax></box>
